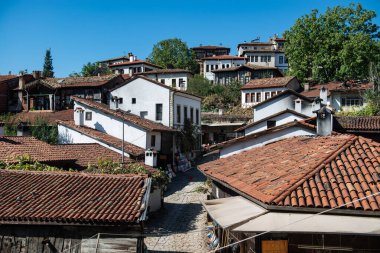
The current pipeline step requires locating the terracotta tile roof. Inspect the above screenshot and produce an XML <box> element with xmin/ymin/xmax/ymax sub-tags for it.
<box><xmin>241</xmin><ymin>76</ymin><xmax>296</xmax><ymax>89</ymax></box>
<box><xmin>0</xmin><ymin>170</ymin><xmax>149</xmax><ymax>225</ymax></box>
<box><xmin>335</xmin><ymin>116</ymin><xmax>380</xmax><ymax>133</ymax></box>
<box><xmin>140</xmin><ymin>69</ymin><xmax>193</xmax><ymax>75</ymax></box>
<box><xmin>109</xmin><ymin>60</ymin><xmax>163</xmax><ymax>69</ymax></box>
<box><xmin>191</xmin><ymin>45</ymin><xmax>230</xmax><ymax>50</ymax></box>
<box><xmin>72</xmin><ymin>96</ymin><xmax>176</xmax><ymax>132</ymax></box>
<box><xmin>234</xmin><ymin>109</ymin><xmax>309</xmax><ymax>132</ymax></box>
<box><xmin>58</xmin><ymin>120</ymin><xmax>145</xmax><ymax>157</ymax></box>
<box><xmin>13</xmin><ymin>109</ymin><xmax>74</xmax><ymax>125</ymax></box>
<box><xmin>301</xmin><ymin>81</ymin><xmax>373</xmax><ymax>98</ymax></box>
<box><xmin>202</xmin><ymin>55</ymin><xmax>246</xmax><ymax>61</ymax></box>
<box><xmin>0</xmin><ymin>75</ymin><xmax>17</xmax><ymax>83</ymax></box>
<box><xmin>0</xmin><ymin>136</ymin><xmax>126</xmax><ymax>169</ymax></box>
<box><xmin>98</xmin><ymin>56</ymin><xmax>130</xmax><ymax>63</ymax></box>
<box><xmin>200</xmin><ymin>134</ymin><xmax>380</xmax><ymax>211</ymax></box>
<box><xmin>209</xmin><ymin>119</ymin><xmax>316</xmax><ymax>151</ymax></box>
<box><xmin>25</xmin><ymin>74</ymin><xmax>121</xmax><ymax>89</ymax></box>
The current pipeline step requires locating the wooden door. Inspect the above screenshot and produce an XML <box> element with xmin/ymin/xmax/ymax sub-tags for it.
<box><xmin>262</xmin><ymin>240</ymin><xmax>288</xmax><ymax>253</ymax></box>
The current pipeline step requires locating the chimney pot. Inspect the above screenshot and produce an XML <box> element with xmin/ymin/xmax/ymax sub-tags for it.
<box><xmin>313</xmin><ymin>106</ymin><xmax>333</xmax><ymax>136</ymax></box>
<box><xmin>303</xmin><ymin>83</ymin><xmax>310</xmax><ymax>92</ymax></box>
<box><xmin>145</xmin><ymin>149</ymin><xmax>157</xmax><ymax>167</ymax></box>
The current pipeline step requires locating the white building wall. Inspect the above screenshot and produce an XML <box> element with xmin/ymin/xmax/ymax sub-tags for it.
<box><xmin>220</xmin><ymin>127</ymin><xmax>316</xmax><ymax>158</ymax></box>
<box><xmin>241</xmin><ymin>87</ymin><xmax>287</xmax><ymax>108</ymax></box>
<box><xmin>203</xmin><ymin>59</ymin><xmax>246</xmax><ymax>82</ymax></box>
<box><xmin>245</xmin><ymin>52</ymin><xmax>276</xmax><ymax>68</ymax></box>
<box><xmin>144</xmin><ymin>73</ymin><xmax>192</xmax><ymax>91</ymax></box>
<box><xmin>110</xmin><ymin>78</ymin><xmax>171</xmax><ymax>127</ymax></box>
<box><xmin>244</xmin><ymin>113</ymin><xmax>307</xmax><ymax>135</ymax></box>
<box><xmin>74</xmin><ymin>102</ymin><xmax>152</xmax><ymax>150</ymax></box>
<box><xmin>58</xmin><ymin>124</ymin><xmax>130</xmax><ymax>157</ymax></box>
<box><xmin>173</xmin><ymin>93</ymin><xmax>202</xmax><ymax>128</ymax></box>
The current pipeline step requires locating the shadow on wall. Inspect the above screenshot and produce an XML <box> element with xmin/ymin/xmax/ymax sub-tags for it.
<box><xmin>94</xmin><ymin>122</ymin><xmax>106</xmax><ymax>133</ymax></box>
<box><xmin>58</xmin><ymin>128</ymin><xmax>73</xmax><ymax>144</ymax></box>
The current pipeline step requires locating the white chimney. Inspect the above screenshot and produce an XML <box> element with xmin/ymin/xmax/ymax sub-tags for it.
<box><xmin>304</xmin><ymin>83</ymin><xmax>310</xmax><ymax>92</ymax></box>
<box><xmin>313</xmin><ymin>106</ymin><xmax>333</xmax><ymax>136</ymax></box>
<box><xmin>129</xmin><ymin>53</ymin><xmax>135</xmax><ymax>62</ymax></box>
<box><xmin>74</xmin><ymin>107</ymin><xmax>84</xmax><ymax>126</ymax></box>
<box><xmin>18</xmin><ymin>75</ymin><xmax>26</xmax><ymax>90</ymax></box>
<box><xmin>145</xmin><ymin>149</ymin><xmax>157</xmax><ymax>167</ymax></box>
<box><xmin>320</xmin><ymin>86</ymin><xmax>328</xmax><ymax>104</ymax></box>
<box><xmin>294</xmin><ymin>98</ymin><xmax>302</xmax><ymax>113</ymax></box>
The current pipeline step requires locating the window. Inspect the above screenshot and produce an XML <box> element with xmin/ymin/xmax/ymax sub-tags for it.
<box><xmin>85</xmin><ymin>112</ymin><xmax>92</xmax><ymax>121</ymax></box>
<box><xmin>341</xmin><ymin>97</ymin><xmax>363</xmax><ymax>107</ymax></box>
<box><xmin>284</xmin><ymin>57</ymin><xmax>288</xmax><ymax>63</ymax></box>
<box><xmin>267</xmin><ymin>56</ymin><xmax>271</xmax><ymax>62</ymax></box>
<box><xmin>256</xmin><ymin>93</ymin><xmax>261</xmax><ymax>103</ymax></box>
<box><xmin>172</xmin><ymin>79</ymin><xmax>177</xmax><ymax>88</ymax></box>
<box><xmin>211</xmin><ymin>65</ymin><xmax>214</xmax><ymax>71</ymax></box>
<box><xmin>184</xmin><ymin>106</ymin><xmax>188</xmax><ymax>120</ymax></box>
<box><xmin>132</xmin><ymin>98</ymin><xmax>136</xmax><ymax>104</ymax></box>
<box><xmin>255</xmin><ymin>56</ymin><xmax>259</xmax><ymax>62</ymax></box>
<box><xmin>265</xmin><ymin>92</ymin><xmax>270</xmax><ymax>100</ymax></box>
<box><xmin>251</xmin><ymin>93</ymin><xmax>255</xmax><ymax>103</ymax></box>
<box><xmin>267</xmin><ymin>120</ymin><xmax>276</xmax><ymax>129</ymax></box>
<box><xmin>260</xmin><ymin>56</ymin><xmax>264</xmax><ymax>62</ymax></box>
<box><xmin>271</xmin><ymin>91</ymin><xmax>276</xmax><ymax>97</ymax></box>
<box><xmin>196</xmin><ymin>109</ymin><xmax>199</xmax><ymax>125</ymax></box>
<box><xmin>215</xmin><ymin>65</ymin><xmax>219</xmax><ymax>70</ymax></box>
<box><xmin>279</xmin><ymin>56</ymin><xmax>284</xmax><ymax>64</ymax></box>
<box><xmin>155</xmin><ymin>104</ymin><xmax>163</xmax><ymax>121</ymax></box>
<box><xmin>245</xmin><ymin>93</ymin><xmax>251</xmax><ymax>103</ymax></box>
<box><xmin>226</xmin><ymin>64</ymin><xmax>230</xmax><ymax>68</ymax></box>
<box><xmin>206</xmin><ymin>65</ymin><xmax>210</xmax><ymax>72</ymax></box>
<box><xmin>179</xmin><ymin>78</ymin><xmax>184</xmax><ymax>87</ymax></box>
<box><xmin>190</xmin><ymin>107</ymin><xmax>194</xmax><ymax>123</ymax></box>
<box><xmin>222</xmin><ymin>64</ymin><xmax>225</xmax><ymax>68</ymax></box>
<box><xmin>160</xmin><ymin>79</ymin><xmax>165</xmax><ymax>84</ymax></box>
<box><xmin>151</xmin><ymin>135</ymin><xmax>156</xmax><ymax>147</ymax></box>
<box><xmin>177</xmin><ymin>105</ymin><xmax>181</xmax><ymax>123</ymax></box>
<box><xmin>118</xmin><ymin>98</ymin><xmax>123</xmax><ymax>104</ymax></box>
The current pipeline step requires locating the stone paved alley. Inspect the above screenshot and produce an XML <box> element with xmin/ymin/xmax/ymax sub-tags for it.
<box><xmin>145</xmin><ymin>167</ymin><xmax>209</xmax><ymax>253</ymax></box>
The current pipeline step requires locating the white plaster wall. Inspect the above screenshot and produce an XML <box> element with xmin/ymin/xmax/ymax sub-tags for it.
<box><xmin>203</xmin><ymin>59</ymin><xmax>245</xmax><ymax>81</ymax></box>
<box><xmin>241</xmin><ymin>87</ymin><xmax>286</xmax><ymax>108</ymax></box>
<box><xmin>253</xmin><ymin>94</ymin><xmax>295</xmax><ymax>121</ymax></box>
<box><xmin>174</xmin><ymin>93</ymin><xmax>202</xmax><ymax>128</ymax></box>
<box><xmin>244</xmin><ymin>52</ymin><xmax>275</xmax><ymax>67</ymax></box>
<box><xmin>110</xmin><ymin>78</ymin><xmax>171</xmax><ymax>126</ymax></box>
<box><xmin>146</xmin><ymin>131</ymin><xmax>162</xmax><ymax>151</ymax></box>
<box><xmin>144</xmin><ymin>73</ymin><xmax>192</xmax><ymax>91</ymax></box>
<box><xmin>58</xmin><ymin>124</ymin><xmax>130</xmax><ymax>157</ymax></box>
<box><xmin>220</xmin><ymin>127</ymin><xmax>316</xmax><ymax>158</ymax></box>
<box><xmin>245</xmin><ymin>113</ymin><xmax>307</xmax><ymax>135</ymax></box>
<box><xmin>74</xmin><ymin>101</ymin><xmax>151</xmax><ymax>150</ymax></box>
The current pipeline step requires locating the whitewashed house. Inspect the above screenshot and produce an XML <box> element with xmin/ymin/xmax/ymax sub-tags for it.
<box><xmin>241</xmin><ymin>76</ymin><xmax>300</xmax><ymax>108</ymax></box>
<box><xmin>140</xmin><ymin>69</ymin><xmax>193</xmax><ymax>91</ymax></box>
<box><xmin>237</xmin><ymin>36</ymin><xmax>288</xmax><ymax>73</ymax></box>
<box><xmin>301</xmin><ymin>81</ymin><xmax>373</xmax><ymax>112</ymax></box>
<box><xmin>58</xmin><ymin>96</ymin><xmax>175</xmax><ymax>159</ymax></box>
<box><xmin>201</xmin><ymin>55</ymin><xmax>246</xmax><ymax>82</ymax></box>
<box><xmin>252</xmin><ymin>89</ymin><xmax>321</xmax><ymax>122</ymax></box>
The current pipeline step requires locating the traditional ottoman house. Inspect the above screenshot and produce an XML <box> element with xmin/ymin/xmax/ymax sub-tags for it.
<box><xmin>139</xmin><ymin>69</ymin><xmax>193</xmax><ymax>91</ymax></box>
<box><xmin>199</xmin><ymin>112</ymin><xmax>380</xmax><ymax>252</ymax></box>
<box><xmin>241</xmin><ymin>76</ymin><xmax>301</xmax><ymax>108</ymax></box>
<box><xmin>201</xmin><ymin>55</ymin><xmax>246</xmax><ymax>82</ymax></box>
<box><xmin>0</xmin><ymin>170</ymin><xmax>150</xmax><ymax>253</ymax></box>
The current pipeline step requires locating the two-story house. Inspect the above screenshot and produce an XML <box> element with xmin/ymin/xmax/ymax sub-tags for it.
<box><xmin>201</xmin><ymin>55</ymin><xmax>246</xmax><ymax>83</ymax></box>
<box><xmin>140</xmin><ymin>69</ymin><xmax>193</xmax><ymax>91</ymax></box>
<box><xmin>241</xmin><ymin>76</ymin><xmax>300</xmax><ymax>108</ymax></box>
<box><xmin>237</xmin><ymin>36</ymin><xmax>288</xmax><ymax>73</ymax></box>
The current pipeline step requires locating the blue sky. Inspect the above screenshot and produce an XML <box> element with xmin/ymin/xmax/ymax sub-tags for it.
<box><xmin>0</xmin><ymin>0</ymin><xmax>379</xmax><ymax>77</ymax></box>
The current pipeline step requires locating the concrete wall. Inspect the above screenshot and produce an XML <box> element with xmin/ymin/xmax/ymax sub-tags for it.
<box><xmin>220</xmin><ymin>126</ymin><xmax>316</xmax><ymax>158</ymax></box>
<box><xmin>244</xmin><ymin>112</ymin><xmax>307</xmax><ymax>135</ymax></box>
<box><xmin>110</xmin><ymin>78</ymin><xmax>171</xmax><ymax>127</ymax></box>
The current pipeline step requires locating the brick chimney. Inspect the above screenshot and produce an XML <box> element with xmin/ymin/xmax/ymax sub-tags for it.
<box><xmin>32</xmin><ymin>70</ymin><xmax>42</xmax><ymax>79</ymax></box>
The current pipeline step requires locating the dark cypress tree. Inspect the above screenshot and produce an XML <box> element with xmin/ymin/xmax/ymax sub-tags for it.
<box><xmin>43</xmin><ymin>48</ymin><xmax>54</xmax><ymax>77</ymax></box>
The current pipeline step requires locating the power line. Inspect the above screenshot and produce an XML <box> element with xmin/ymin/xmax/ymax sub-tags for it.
<box><xmin>207</xmin><ymin>190</ymin><xmax>380</xmax><ymax>253</ymax></box>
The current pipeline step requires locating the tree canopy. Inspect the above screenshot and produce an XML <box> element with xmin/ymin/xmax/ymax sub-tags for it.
<box><xmin>284</xmin><ymin>3</ymin><xmax>380</xmax><ymax>83</ymax></box>
<box><xmin>148</xmin><ymin>38</ymin><xmax>197</xmax><ymax>72</ymax></box>
<box><xmin>42</xmin><ymin>48</ymin><xmax>54</xmax><ymax>77</ymax></box>
<box><xmin>70</xmin><ymin>62</ymin><xmax>111</xmax><ymax>77</ymax></box>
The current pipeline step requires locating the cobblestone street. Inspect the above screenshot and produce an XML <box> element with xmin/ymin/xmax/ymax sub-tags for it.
<box><xmin>145</xmin><ymin>167</ymin><xmax>209</xmax><ymax>253</ymax></box>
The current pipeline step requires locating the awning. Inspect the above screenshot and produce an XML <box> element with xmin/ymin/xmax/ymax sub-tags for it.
<box><xmin>202</xmin><ymin>196</ymin><xmax>267</xmax><ymax>229</ymax></box>
<box><xmin>233</xmin><ymin>212</ymin><xmax>380</xmax><ymax>235</ymax></box>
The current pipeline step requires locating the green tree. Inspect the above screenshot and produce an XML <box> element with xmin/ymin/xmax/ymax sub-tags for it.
<box><xmin>31</xmin><ymin>117</ymin><xmax>58</xmax><ymax>144</ymax></box>
<box><xmin>148</xmin><ymin>38</ymin><xmax>197</xmax><ymax>72</ymax></box>
<box><xmin>42</xmin><ymin>48</ymin><xmax>54</xmax><ymax>77</ymax></box>
<box><xmin>70</xmin><ymin>62</ymin><xmax>112</xmax><ymax>77</ymax></box>
<box><xmin>284</xmin><ymin>3</ymin><xmax>380</xmax><ymax>83</ymax></box>
<box><xmin>187</xmin><ymin>75</ymin><xmax>213</xmax><ymax>97</ymax></box>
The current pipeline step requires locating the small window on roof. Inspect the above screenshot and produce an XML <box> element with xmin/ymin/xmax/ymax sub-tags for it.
<box><xmin>85</xmin><ymin>112</ymin><xmax>92</xmax><ymax>121</ymax></box>
<box><xmin>267</xmin><ymin>120</ymin><xmax>276</xmax><ymax>129</ymax></box>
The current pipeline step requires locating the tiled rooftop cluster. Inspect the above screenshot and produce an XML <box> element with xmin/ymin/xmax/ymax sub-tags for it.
<box><xmin>0</xmin><ymin>170</ymin><xmax>148</xmax><ymax>224</ymax></box>
<box><xmin>335</xmin><ymin>116</ymin><xmax>380</xmax><ymax>132</ymax></box>
<box><xmin>241</xmin><ymin>76</ymin><xmax>296</xmax><ymax>89</ymax></box>
<box><xmin>199</xmin><ymin>135</ymin><xmax>380</xmax><ymax>211</ymax></box>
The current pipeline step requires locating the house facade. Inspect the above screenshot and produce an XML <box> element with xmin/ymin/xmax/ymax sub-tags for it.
<box><xmin>140</xmin><ymin>69</ymin><xmax>193</xmax><ymax>91</ymax></box>
<box><xmin>191</xmin><ymin>45</ymin><xmax>231</xmax><ymax>60</ymax></box>
<box><xmin>237</xmin><ymin>36</ymin><xmax>289</xmax><ymax>73</ymax></box>
<box><xmin>201</xmin><ymin>55</ymin><xmax>246</xmax><ymax>82</ymax></box>
<box><xmin>241</xmin><ymin>76</ymin><xmax>301</xmax><ymax>108</ymax></box>
<box><xmin>212</xmin><ymin>64</ymin><xmax>283</xmax><ymax>85</ymax></box>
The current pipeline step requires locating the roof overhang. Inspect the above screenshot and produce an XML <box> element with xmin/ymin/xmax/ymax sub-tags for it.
<box><xmin>202</xmin><ymin>196</ymin><xmax>268</xmax><ymax>229</ymax></box>
<box><xmin>233</xmin><ymin>212</ymin><xmax>380</xmax><ymax>235</ymax></box>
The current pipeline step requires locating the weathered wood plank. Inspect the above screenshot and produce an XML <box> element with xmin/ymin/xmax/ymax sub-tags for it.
<box><xmin>2</xmin><ymin>236</ymin><xmax>13</xmax><ymax>253</ymax></box>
